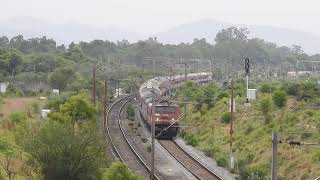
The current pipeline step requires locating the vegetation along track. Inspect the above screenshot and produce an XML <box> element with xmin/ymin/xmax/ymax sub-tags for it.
<box><xmin>106</xmin><ymin>95</ymin><xmax>161</xmax><ymax>180</ymax></box>
<box><xmin>159</xmin><ymin>140</ymin><xmax>223</xmax><ymax>180</ymax></box>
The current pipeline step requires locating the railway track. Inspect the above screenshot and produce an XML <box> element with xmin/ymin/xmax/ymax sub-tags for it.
<box><xmin>159</xmin><ymin>140</ymin><xmax>223</xmax><ymax>180</ymax></box>
<box><xmin>106</xmin><ymin>95</ymin><xmax>161</xmax><ymax>180</ymax></box>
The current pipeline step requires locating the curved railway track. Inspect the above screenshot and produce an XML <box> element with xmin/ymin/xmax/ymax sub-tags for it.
<box><xmin>106</xmin><ymin>95</ymin><xmax>161</xmax><ymax>180</ymax></box>
<box><xmin>159</xmin><ymin>140</ymin><xmax>223</xmax><ymax>180</ymax></box>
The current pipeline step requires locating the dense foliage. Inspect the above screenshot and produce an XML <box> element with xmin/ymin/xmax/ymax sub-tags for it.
<box><xmin>0</xmin><ymin>26</ymin><xmax>318</xmax><ymax>96</ymax></box>
<box><xmin>180</xmin><ymin>80</ymin><xmax>320</xmax><ymax>179</ymax></box>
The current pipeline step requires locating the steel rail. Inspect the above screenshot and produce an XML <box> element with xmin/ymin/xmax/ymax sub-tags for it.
<box><xmin>159</xmin><ymin>140</ymin><xmax>223</xmax><ymax>180</ymax></box>
<box><xmin>105</xmin><ymin>95</ymin><xmax>161</xmax><ymax>180</ymax></box>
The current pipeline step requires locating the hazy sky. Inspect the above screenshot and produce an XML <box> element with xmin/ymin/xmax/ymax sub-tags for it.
<box><xmin>1</xmin><ymin>0</ymin><xmax>320</xmax><ymax>35</ymax></box>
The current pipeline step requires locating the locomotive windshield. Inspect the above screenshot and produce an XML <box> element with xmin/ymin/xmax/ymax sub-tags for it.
<box><xmin>155</xmin><ymin>106</ymin><xmax>176</xmax><ymax>113</ymax></box>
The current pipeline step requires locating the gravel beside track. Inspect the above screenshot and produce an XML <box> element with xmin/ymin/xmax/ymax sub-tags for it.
<box><xmin>159</xmin><ymin>140</ymin><xmax>223</xmax><ymax>180</ymax></box>
<box><xmin>174</xmin><ymin>138</ymin><xmax>235</xmax><ymax>180</ymax></box>
<box><xmin>106</xmin><ymin>96</ymin><xmax>160</xmax><ymax>179</ymax></box>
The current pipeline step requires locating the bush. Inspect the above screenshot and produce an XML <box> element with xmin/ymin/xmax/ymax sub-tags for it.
<box><xmin>217</xmin><ymin>91</ymin><xmax>229</xmax><ymax>100</ymax></box>
<box><xmin>5</xmin><ymin>84</ymin><xmax>23</xmax><ymax>97</ymax></box>
<box><xmin>245</xmin><ymin>165</ymin><xmax>268</xmax><ymax>180</ymax></box>
<box><xmin>31</xmin><ymin>101</ymin><xmax>40</xmax><ymax>114</ymax></box>
<box><xmin>259</xmin><ymin>82</ymin><xmax>276</xmax><ymax>93</ymax></box>
<box><xmin>259</xmin><ymin>97</ymin><xmax>272</xmax><ymax>123</ymax></box>
<box><xmin>221</xmin><ymin>112</ymin><xmax>231</xmax><ymax>124</ymax></box>
<box><xmin>103</xmin><ymin>162</ymin><xmax>141</xmax><ymax>180</ymax></box>
<box><xmin>23</xmin><ymin>121</ymin><xmax>108</xmax><ymax>180</ymax></box>
<box><xmin>216</xmin><ymin>154</ymin><xmax>228</xmax><ymax>167</ymax></box>
<box><xmin>182</xmin><ymin>133</ymin><xmax>198</xmax><ymax>146</ymax></box>
<box><xmin>9</xmin><ymin>112</ymin><xmax>27</xmax><ymax>125</ymax></box>
<box><xmin>272</xmin><ymin>90</ymin><xmax>287</xmax><ymax>108</ymax></box>
<box><xmin>203</xmin><ymin>144</ymin><xmax>221</xmax><ymax>158</ymax></box>
<box><xmin>127</xmin><ymin>105</ymin><xmax>135</xmax><ymax>121</ymax></box>
<box><xmin>282</xmin><ymin>82</ymin><xmax>299</xmax><ymax>96</ymax></box>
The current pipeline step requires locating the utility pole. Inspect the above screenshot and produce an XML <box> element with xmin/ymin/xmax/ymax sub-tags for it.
<box><xmin>245</xmin><ymin>58</ymin><xmax>250</xmax><ymax>103</ymax></box>
<box><xmin>153</xmin><ymin>59</ymin><xmax>156</xmax><ymax>75</ymax></box>
<box><xmin>183</xmin><ymin>63</ymin><xmax>188</xmax><ymax>124</ymax></box>
<box><xmin>210</xmin><ymin>59</ymin><xmax>214</xmax><ymax>82</ymax></box>
<box><xmin>230</xmin><ymin>79</ymin><xmax>235</xmax><ymax>169</ymax></box>
<box><xmin>92</xmin><ymin>63</ymin><xmax>96</xmax><ymax>105</ymax></box>
<box><xmin>169</xmin><ymin>65</ymin><xmax>173</xmax><ymax>100</ymax></box>
<box><xmin>271</xmin><ymin>130</ymin><xmax>278</xmax><ymax>180</ymax></box>
<box><xmin>118</xmin><ymin>59</ymin><xmax>121</xmax><ymax>97</ymax></box>
<box><xmin>103</xmin><ymin>79</ymin><xmax>107</xmax><ymax>128</ymax></box>
<box><xmin>150</xmin><ymin>100</ymin><xmax>156</xmax><ymax>180</ymax></box>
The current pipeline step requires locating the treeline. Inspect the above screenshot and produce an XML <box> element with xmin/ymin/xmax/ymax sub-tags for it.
<box><xmin>0</xmin><ymin>26</ymin><xmax>319</xmax><ymax>93</ymax></box>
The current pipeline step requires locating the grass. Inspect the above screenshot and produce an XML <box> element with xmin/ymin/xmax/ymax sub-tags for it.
<box><xmin>180</xmin><ymin>94</ymin><xmax>320</xmax><ymax>180</ymax></box>
<box><xmin>0</xmin><ymin>96</ymin><xmax>46</xmax><ymax>180</ymax></box>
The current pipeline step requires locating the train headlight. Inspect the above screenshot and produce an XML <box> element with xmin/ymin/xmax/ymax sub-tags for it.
<box><xmin>156</xmin><ymin>117</ymin><xmax>160</xmax><ymax>121</ymax></box>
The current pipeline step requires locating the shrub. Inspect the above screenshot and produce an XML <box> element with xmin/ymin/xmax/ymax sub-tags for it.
<box><xmin>221</xmin><ymin>112</ymin><xmax>231</xmax><ymax>124</ymax></box>
<box><xmin>127</xmin><ymin>105</ymin><xmax>135</xmax><ymax>121</ymax></box>
<box><xmin>103</xmin><ymin>162</ymin><xmax>142</xmax><ymax>180</ymax></box>
<box><xmin>259</xmin><ymin>97</ymin><xmax>272</xmax><ymax>123</ymax></box>
<box><xmin>216</xmin><ymin>154</ymin><xmax>228</xmax><ymax>167</ymax></box>
<box><xmin>184</xmin><ymin>133</ymin><xmax>198</xmax><ymax>146</ymax></box>
<box><xmin>203</xmin><ymin>144</ymin><xmax>221</xmax><ymax>158</ymax></box>
<box><xmin>5</xmin><ymin>84</ymin><xmax>23</xmax><ymax>97</ymax></box>
<box><xmin>246</xmin><ymin>165</ymin><xmax>268</xmax><ymax>180</ymax></box>
<box><xmin>9</xmin><ymin>112</ymin><xmax>27</xmax><ymax>125</ymax></box>
<box><xmin>31</xmin><ymin>101</ymin><xmax>40</xmax><ymax>114</ymax></box>
<box><xmin>259</xmin><ymin>82</ymin><xmax>276</xmax><ymax>93</ymax></box>
<box><xmin>272</xmin><ymin>90</ymin><xmax>287</xmax><ymax>108</ymax></box>
<box><xmin>217</xmin><ymin>92</ymin><xmax>229</xmax><ymax>100</ymax></box>
<box><xmin>281</xmin><ymin>82</ymin><xmax>299</xmax><ymax>96</ymax></box>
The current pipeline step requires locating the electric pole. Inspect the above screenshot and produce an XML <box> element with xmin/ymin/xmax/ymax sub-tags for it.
<box><xmin>230</xmin><ymin>79</ymin><xmax>235</xmax><ymax>169</ymax></box>
<box><xmin>183</xmin><ymin>63</ymin><xmax>188</xmax><ymax>124</ymax></box>
<box><xmin>210</xmin><ymin>59</ymin><xmax>214</xmax><ymax>82</ymax></box>
<box><xmin>151</xmin><ymin>100</ymin><xmax>156</xmax><ymax>180</ymax></box>
<box><xmin>92</xmin><ymin>63</ymin><xmax>96</xmax><ymax>105</ymax></box>
<box><xmin>271</xmin><ymin>130</ymin><xmax>278</xmax><ymax>180</ymax></box>
<box><xmin>103</xmin><ymin>79</ymin><xmax>107</xmax><ymax>128</ymax></box>
<box><xmin>245</xmin><ymin>58</ymin><xmax>250</xmax><ymax>103</ymax></box>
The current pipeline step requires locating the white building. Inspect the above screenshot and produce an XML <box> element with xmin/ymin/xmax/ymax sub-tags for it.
<box><xmin>41</xmin><ymin>109</ymin><xmax>51</xmax><ymax>119</ymax></box>
<box><xmin>0</xmin><ymin>82</ymin><xmax>9</xmax><ymax>93</ymax></box>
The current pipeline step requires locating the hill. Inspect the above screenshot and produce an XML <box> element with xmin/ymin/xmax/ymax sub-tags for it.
<box><xmin>1</xmin><ymin>17</ymin><xmax>320</xmax><ymax>54</ymax></box>
<box><xmin>156</xmin><ymin>19</ymin><xmax>320</xmax><ymax>54</ymax></box>
<box><xmin>178</xmin><ymin>81</ymin><xmax>320</xmax><ymax>179</ymax></box>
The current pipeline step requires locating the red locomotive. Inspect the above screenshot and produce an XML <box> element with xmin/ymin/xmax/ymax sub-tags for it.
<box><xmin>139</xmin><ymin>72</ymin><xmax>212</xmax><ymax>139</ymax></box>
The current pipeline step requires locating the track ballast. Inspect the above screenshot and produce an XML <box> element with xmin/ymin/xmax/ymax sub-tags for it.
<box><xmin>159</xmin><ymin>140</ymin><xmax>223</xmax><ymax>180</ymax></box>
<box><xmin>106</xmin><ymin>95</ymin><xmax>161</xmax><ymax>179</ymax></box>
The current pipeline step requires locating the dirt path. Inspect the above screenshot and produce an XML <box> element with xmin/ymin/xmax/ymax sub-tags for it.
<box><xmin>0</xmin><ymin>97</ymin><xmax>37</xmax><ymax>118</ymax></box>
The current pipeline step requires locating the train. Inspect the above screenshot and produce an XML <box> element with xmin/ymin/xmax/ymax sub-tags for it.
<box><xmin>139</xmin><ymin>72</ymin><xmax>212</xmax><ymax>139</ymax></box>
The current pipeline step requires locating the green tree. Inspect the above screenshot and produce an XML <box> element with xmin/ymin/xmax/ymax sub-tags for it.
<box><xmin>272</xmin><ymin>90</ymin><xmax>287</xmax><ymax>108</ymax></box>
<box><xmin>221</xmin><ymin>112</ymin><xmax>231</xmax><ymax>124</ymax></box>
<box><xmin>23</xmin><ymin>121</ymin><xmax>107</xmax><ymax>180</ymax></box>
<box><xmin>259</xmin><ymin>82</ymin><xmax>276</xmax><ymax>93</ymax></box>
<box><xmin>8</xmin><ymin>51</ymin><xmax>22</xmax><ymax>77</ymax></box>
<box><xmin>103</xmin><ymin>162</ymin><xmax>141</xmax><ymax>180</ymax></box>
<box><xmin>48</xmin><ymin>67</ymin><xmax>76</xmax><ymax>90</ymax></box>
<box><xmin>0</xmin><ymin>139</ymin><xmax>19</xmax><ymax>180</ymax></box>
<box><xmin>259</xmin><ymin>97</ymin><xmax>272</xmax><ymax>123</ymax></box>
<box><xmin>214</xmin><ymin>26</ymin><xmax>249</xmax><ymax>43</ymax></box>
<box><xmin>60</xmin><ymin>93</ymin><xmax>96</xmax><ymax>125</ymax></box>
<box><xmin>9</xmin><ymin>112</ymin><xmax>27</xmax><ymax>125</ymax></box>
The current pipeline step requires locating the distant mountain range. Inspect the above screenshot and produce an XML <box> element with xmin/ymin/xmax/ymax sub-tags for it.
<box><xmin>0</xmin><ymin>17</ymin><xmax>145</xmax><ymax>44</ymax></box>
<box><xmin>156</xmin><ymin>19</ymin><xmax>320</xmax><ymax>54</ymax></box>
<box><xmin>1</xmin><ymin>17</ymin><xmax>320</xmax><ymax>54</ymax></box>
